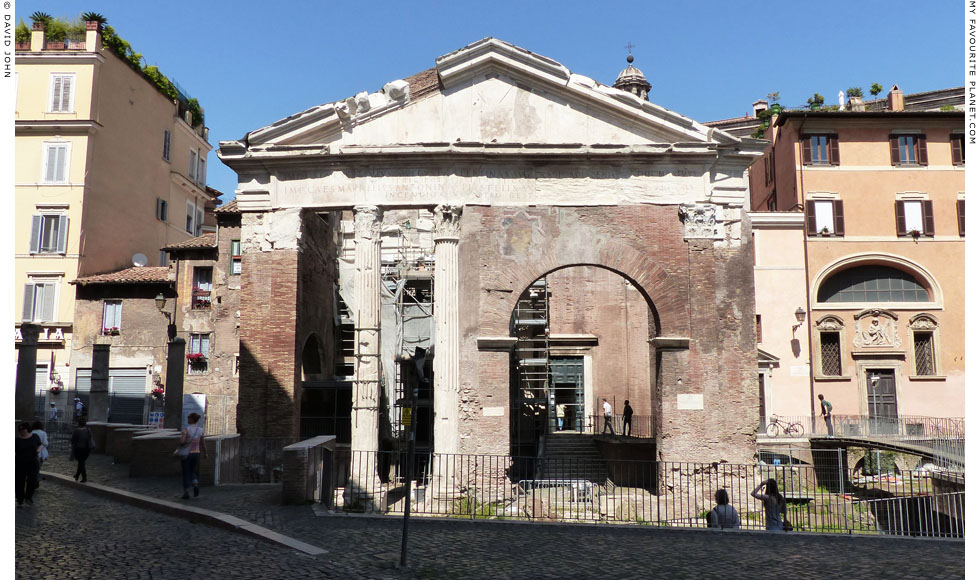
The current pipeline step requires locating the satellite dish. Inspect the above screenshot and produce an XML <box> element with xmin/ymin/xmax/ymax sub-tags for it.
<box><xmin>132</xmin><ymin>253</ymin><xmax>148</xmax><ymax>267</ymax></box>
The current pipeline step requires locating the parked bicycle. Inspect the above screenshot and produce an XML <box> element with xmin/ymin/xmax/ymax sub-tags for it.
<box><xmin>766</xmin><ymin>415</ymin><xmax>804</xmax><ymax>437</ymax></box>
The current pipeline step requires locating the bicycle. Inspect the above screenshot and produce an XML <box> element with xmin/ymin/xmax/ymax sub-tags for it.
<box><xmin>766</xmin><ymin>415</ymin><xmax>804</xmax><ymax>437</ymax></box>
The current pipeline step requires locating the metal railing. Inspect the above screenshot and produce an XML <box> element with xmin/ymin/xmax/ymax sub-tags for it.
<box><xmin>586</xmin><ymin>415</ymin><xmax>655</xmax><ymax>437</ymax></box>
<box><xmin>336</xmin><ymin>450</ymin><xmax>964</xmax><ymax>538</ymax></box>
<box><xmin>237</xmin><ymin>437</ymin><xmax>302</xmax><ymax>483</ymax></box>
<box><xmin>760</xmin><ymin>414</ymin><xmax>964</xmax><ymax>440</ymax></box>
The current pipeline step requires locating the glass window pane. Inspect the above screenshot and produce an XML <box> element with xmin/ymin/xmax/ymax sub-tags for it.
<box><xmin>814</xmin><ymin>201</ymin><xmax>835</xmax><ymax>232</ymax></box>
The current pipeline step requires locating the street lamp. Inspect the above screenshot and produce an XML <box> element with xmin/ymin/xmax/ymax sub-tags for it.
<box><xmin>791</xmin><ymin>306</ymin><xmax>807</xmax><ymax>334</ymax></box>
<box><xmin>155</xmin><ymin>293</ymin><xmax>176</xmax><ymax>340</ymax></box>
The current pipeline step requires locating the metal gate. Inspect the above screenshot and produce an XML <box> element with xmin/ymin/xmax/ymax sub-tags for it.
<box><xmin>75</xmin><ymin>368</ymin><xmax>148</xmax><ymax>424</ymax></box>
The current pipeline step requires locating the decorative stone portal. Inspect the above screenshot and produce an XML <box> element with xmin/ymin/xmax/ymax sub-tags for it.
<box><xmin>220</xmin><ymin>38</ymin><xmax>766</xmax><ymax>496</ymax></box>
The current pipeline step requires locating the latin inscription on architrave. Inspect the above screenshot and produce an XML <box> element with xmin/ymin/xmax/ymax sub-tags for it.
<box><xmin>266</xmin><ymin>166</ymin><xmax>706</xmax><ymax>208</ymax></box>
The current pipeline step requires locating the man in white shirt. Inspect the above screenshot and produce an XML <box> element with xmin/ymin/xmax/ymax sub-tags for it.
<box><xmin>602</xmin><ymin>398</ymin><xmax>614</xmax><ymax>435</ymax></box>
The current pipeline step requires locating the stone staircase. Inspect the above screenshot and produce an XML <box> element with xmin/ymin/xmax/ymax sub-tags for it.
<box><xmin>538</xmin><ymin>433</ymin><xmax>610</xmax><ymax>484</ymax></box>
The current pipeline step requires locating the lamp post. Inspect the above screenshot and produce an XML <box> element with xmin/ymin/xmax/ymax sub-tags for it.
<box><xmin>791</xmin><ymin>307</ymin><xmax>806</xmax><ymax>332</ymax></box>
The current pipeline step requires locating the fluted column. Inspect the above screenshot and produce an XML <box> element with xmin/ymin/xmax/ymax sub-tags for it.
<box><xmin>350</xmin><ymin>205</ymin><xmax>382</xmax><ymax>504</ymax></box>
<box><xmin>433</xmin><ymin>204</ymin><xmax>462</xmax><ymax>455</ymax></box>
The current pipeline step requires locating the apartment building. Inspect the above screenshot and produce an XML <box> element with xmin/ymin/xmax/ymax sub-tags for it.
<box><xmin>14</xmin><ymin>19</ymin><xmax>213</xmax><ymax>414</ymax></box>
<box><xmin>748</xmin><ymin>86</ymin><xmax>964</xmax><ymax>431</ymax></box>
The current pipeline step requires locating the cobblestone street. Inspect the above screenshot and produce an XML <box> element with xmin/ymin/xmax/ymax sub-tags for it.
<box><xmin>15</xmin><ymin>454</ymin><xmax>965</xmax><ymax>579</ymax></box>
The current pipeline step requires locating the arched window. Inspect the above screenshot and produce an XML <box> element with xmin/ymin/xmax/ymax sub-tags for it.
<box><xmin>302</xmin><ymin>335</ymin><xmax>322</xmax><ymax>377</ymax></box>
<box><xmin>817</xmin><ymin>265</ymin><xmax>929</xmax><ymax>303</ymax></box>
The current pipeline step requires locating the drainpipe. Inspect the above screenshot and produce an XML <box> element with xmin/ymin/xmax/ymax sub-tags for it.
<box><xmin>798</xmin><ymin>113</ymin><xmax>818</xmax><ymax>434</ymax></box>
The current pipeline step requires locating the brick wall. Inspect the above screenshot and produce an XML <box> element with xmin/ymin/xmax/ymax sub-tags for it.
<box><xmin>459</xmin><ymin>205</ymin><xmax>758</xmax><ymax>463</ymax></box>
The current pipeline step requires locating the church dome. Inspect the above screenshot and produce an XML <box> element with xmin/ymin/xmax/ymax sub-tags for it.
<box><xmin>613</xmin><ymin>54</ymin><xmax>651</xmax><ymax>101</ymax></box>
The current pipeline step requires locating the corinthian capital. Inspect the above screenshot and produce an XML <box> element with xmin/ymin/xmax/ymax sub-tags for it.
<box><xmin>353</xmin><ymin>205</ymin><xmax>382</xmax><ymax>240</ymax></box>
<box><xmin>434</xmin><ymin>204</ymin><xmax>463</xmax><ymax>239</ymax></box>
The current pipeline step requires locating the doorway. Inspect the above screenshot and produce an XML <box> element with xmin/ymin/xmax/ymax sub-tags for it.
<box><xmin>866</xmin><ymin>369</ymin><xmax>898</xmax><ymax>435</ymax></box>
<box><xmin>550</xmin><ymin>357</ymin><xmax>584</xmax><ymax>433</ymax></box>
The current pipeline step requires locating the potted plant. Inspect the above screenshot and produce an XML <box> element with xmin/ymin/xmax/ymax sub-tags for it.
<box><xmin>186</xmin><ymin>353</ymin><xmax>207</xmax><ymax>369</ymax></box>
<box><xmin>807</xmin><ymin>93</ymin><xmax>825</xmax><ymax>110</ymax></box>
<box><xmin>908</xmin><ymin>228</ymin><xmax>921</xmax><ymax>239</ymax></box>
<box><xmin>49</xmin><ymin>385</ymin><xmax>62</xmax><ymax>395</ymax></box>
<box><xmin>820</xmin><ymin>226</ymin><xmax>831</xmax><ymax>235</ymax></box>
<box><xmin>151</xmin><ymin>387</ymin><xmax>164</xmax><ymax>399</ymax></box>
<box><xmin>103</xmin><ymin>326</ymin><xmax>120</xmax><ymax>335</ymax></box>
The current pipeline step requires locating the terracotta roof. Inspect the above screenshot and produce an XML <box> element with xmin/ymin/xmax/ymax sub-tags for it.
<box><xmin>72</xmin><ymin>266</ymin><xmax>171</xmax><ymax>286</ymax></box>
<box><xmin>215</xmin><ymin>199</ymin><xmax>239</xmax><ymax>214</ymax></box>
<box><xmin>161</xmin><ymin>233</ymin><xmax>217</xmax><ymax>251</ymax></box>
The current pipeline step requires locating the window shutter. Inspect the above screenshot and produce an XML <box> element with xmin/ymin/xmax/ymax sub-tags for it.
<box><xmin>60</xmin><ymin>76</ymin><xmax>72</xmax><ymax>111</ymax></box>
<box><xmin>22</xmin><ymin>284</ymin><xmax>35</xmax><ymax>321</ymax></box>
<box><xmin>829</xmin><ymin>136</ymin><xmax>840</xmax><ymax>165</ymax></box>
<box><xmin>30</xmin><ymin>215</ymin><xmax>42</xmax><ymax>253</ymax></box>
<box><xmin>56</xmin><ymin>215</ymin><xmax>68</xmax><ymax>253</ymax></box>
<box><xmin>958</xmin><ymin>199</ymin><xmax>965</xmax><ymax>236</ymax></box>
<box><xmin>202</xmin><ymin>335</ymin><xmax>210</xmax><ymax>358</ymax></box>
<box><xmin>801</xmin><ymin>137</ymin><xmax>812</xmax><ymax>165</ymax></box>
<box><xmin>916</xmin><ymin>135</ymin><xmax>928</xmax><ymax>166</ymax></box>
<box><xmin>952</xmin><ymin>136</ymin><xmax>963</xmax><ymax>165</ymax></box>
<box><xmin>833</xmin><ymin>200</ymin><xmax>845</xmax><ymax>236</ymax></box>
<box><xmin>895</xmin><ymin>201</ymin><xmax>907</xmax><ymax>236</ymax></box>
<box><xmin>50</xmin><ymin>76</ymin><xmax>62</xmax><ymax>111</ymax></box>
<box><xmin>889</xmin><ymin>136</ymin><xmax>900</xmax><ymax>165</ymax></box>
<box><xmin>113</xmin><ymin>303</ymin><xmax>122</xmax><ymax>329</ymax></box>
<box><xmin>39</xmin><ymin>284</ymin><xmax>55</xmax><ymax>322</ymax></box>
<box><xmin>805</xmin><ymin>200</ymin><xmax>817</xmax><ymax>235</ymax></box>
<box><xmin>44</xmin><ymin>146</ymin><xmax>58</xmax><ymax>182</ymax></box>
<box><xmin>102</xmin><ymin>302</ymin><xmax>112</xmax><ymax>330</ymax></box>
<box><xmin>922</xmin><ymin>200</ymin><xmax>935</xmax><ymax>236</ymax></box>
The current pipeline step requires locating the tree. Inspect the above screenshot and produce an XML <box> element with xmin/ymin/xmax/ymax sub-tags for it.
<box><xmin>81</xmin><ymin>12</ymin><xmax>107</xmax><ymax>24</ymax></box>
<box><xmin>766</xmin><ymin>91</ymin><xmax>781</xmax><ymax>105</ymax></box>
<box><xmin>29</xmin><ymin>11</ymin><xmax>52</xmax><ymax>25</ymax></box>
<box><xmin>870</xmin><ymin>83</ymin><xmax>883</xmax><ymax>99</ymax></box>
<box><xmin>846</xmin><ymin>87</ymin><xmax>864</xmax><ymax>99</ymax></box>
<box><xmin>807</xmin><ymin>93</ymin><xmax>825</xmax><ymax>108</ymax></box>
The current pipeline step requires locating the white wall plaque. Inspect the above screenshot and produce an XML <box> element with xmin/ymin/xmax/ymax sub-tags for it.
<box><xmin>676</xmin><ymin>394</ymin><xmax>704</xmax><ymax>410</ymax></box>
<box><xmin>790</xmin><ymin>365</ymin><xmax>810</xmax><ymax>377</ymax></box>
<box><xmin>482</xmin><ymin>406</ymin><xmax>505</xmax><ymax>417</ymax></box>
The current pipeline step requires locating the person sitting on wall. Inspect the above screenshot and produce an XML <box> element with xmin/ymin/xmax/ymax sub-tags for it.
<box><xmin>707</xmin><ymin>489</ymin><xmax>741</xmax><ymax>529</ymax></box>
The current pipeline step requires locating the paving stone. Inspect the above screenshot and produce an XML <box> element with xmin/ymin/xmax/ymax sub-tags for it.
<box><xmin>18</xmin><ymin>452</ymin><xmax>965</xmax><ymax>579</ymax></box>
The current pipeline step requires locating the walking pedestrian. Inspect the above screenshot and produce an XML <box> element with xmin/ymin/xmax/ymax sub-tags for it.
<box><xmin>16</xmin><ymin>422</ymin><xmax>42</xmax><ymax>506</ymax></box>
<box><xmin>30</xmin><ymin>420</ymin><xmax>49</xmax><ymax>484</ymax></box>
<box><xmin>602</xmin><ymin>398</ymin><xmax>615</xmax><ymax>435</ymax></box>
<box><xmin>751</xmin><ymin>478</ymin><xmax>788</xmax><ymax>531</ymax></box>
<box><xmin>179</xmin><ymin>412</ymin><xmax>207</xmax><ymax>499</ymax></box>
<box><xmin>622</xmin><ymin>400</ymin><xmax>634</xmax><ymax>437</ymax></box>
<box><xmin>555</xmin><ymin>403</ymin><xmax>565</xmax><ymax>431</ymax></box>
<box><xmin>74</xmin><ymin>398</ymin><xmax>84</xmax><ymax>421</ymax></box>
<box><xmin>818</xmin><ymin>394</ymin><xmax>834</xmax><ymax>436</ymax></box>
<box><xmin>707</xmin><ymin>489</ymin><xmax>741</xmax><ymax>529</ymax></box>
<box><xmin>70</xmin><ymin>418</ymin><xmax>94</xmax><ymax>483</ymax></box>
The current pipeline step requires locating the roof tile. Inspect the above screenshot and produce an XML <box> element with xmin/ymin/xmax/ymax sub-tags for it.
<box><xmin>72</xmin><ymin>266</ymin><xmax>171</xmax><ymax>286</ymax></box>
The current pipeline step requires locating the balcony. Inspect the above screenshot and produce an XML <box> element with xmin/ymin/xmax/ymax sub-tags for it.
<box><xmin>191</xmin><ymin>288</ymin><xmax>212</xmax><ymax>310</ymax></box>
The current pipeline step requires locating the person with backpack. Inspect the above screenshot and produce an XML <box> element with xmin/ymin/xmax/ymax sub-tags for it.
<box><xmin>818</xmin><ymin>394</ymin><xmax>834</xmax><ymax>436</ymax></box>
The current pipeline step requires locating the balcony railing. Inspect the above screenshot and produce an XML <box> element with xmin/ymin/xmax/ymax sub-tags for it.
<box><xmin>191</xmin><ymin>289</ymin><xmax>212</xmax><ymax>310</ymax></box>
<box><xmin>585</xmin><ymin>415</ymin><xmax>655</xmax><ymax>437</ymax></box>
<box><xmin>760</xmin><ymin>414</ymin><xmax>964</xmax><ymax>440</ymax></box>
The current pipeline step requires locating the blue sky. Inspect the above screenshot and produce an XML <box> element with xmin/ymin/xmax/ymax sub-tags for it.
<box><xmin>15</xmin><ymin>0</ymin><xmax>965</xmax><ymax>201</ymax></box>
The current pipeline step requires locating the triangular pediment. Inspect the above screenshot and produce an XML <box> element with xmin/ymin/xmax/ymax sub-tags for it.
<box><xmin>237</xmin><ymin>38</ymin><xmax>739</xmax><ymax>151</ymax></box>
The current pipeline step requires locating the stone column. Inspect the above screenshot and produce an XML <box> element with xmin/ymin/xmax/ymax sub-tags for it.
<box><xmin>15</xmin><ymin>324</ymin><xmax>40</xmax><ymax>421</ymax></box>
<box><xmin>431</xmin><ymin>205</ymin><xmax>462</xmax><ymax>505</ymax></box>
<box><xmin>350</xmin><ymin>205</ymin><xmax>383</xmax><ymax>506</ymax></box>
<box><xmin>433</xmin><ymin>205</ymin><xmax>462</xmax><ymax>455</ymax></box>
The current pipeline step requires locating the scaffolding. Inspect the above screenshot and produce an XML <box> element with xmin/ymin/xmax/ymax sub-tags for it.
<box><xmin>511</xmin><ymin>278</ymin><xmax>551</xmax><ymax>458</ymax></box>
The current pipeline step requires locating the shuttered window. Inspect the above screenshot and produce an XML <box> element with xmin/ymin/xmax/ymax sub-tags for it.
<box><xmin>188</xmin><ymin>150</ymin><xmax>198</xmax><ymax>181</ymax></box>
<box><xmin>197</xmin><ymin>153</ymin><xmax>206</xmax><ymax>187</ymax></box>
<box><xmin>49</xmin><ymin>74</ymin><xmax>74</xmax><ymax>112</ymax></box>
<box><xmin>957</xmin><ymin>200</ymin><xmax>965</xmax><ymax>236</ymax></box>
<box><xmin>801</xmin><ymin>134</ymin><xmax>840</xmax><ymax>165</ymax></box>
<box><xmin>29</xmin><ymin>214</ymin><xmax>68</xmax><ymax>254</ymax></box>
<box><xmin>231</xmin><ymin>239</ymin><xmax>242</xmax><ymax>274</ymax></box>
<box><xmin>894</xmin><ymin>200</ymin><xmax>934</xmax><ymax>237</ymax></box>
<box><xmin>163</xmin><ymin>130</ymin><xmax>172</xmax><ymax>161</ymax></box>
<box><xmin>806</xmin><ymin>199</ymin><xmax>845</xmax><ymax>236</ymax></box>
<box><xmin>22</xmin><ymin>279</ymin><xmax>57</xmax><ymax>322</ymax></box>
<box><xmin>890</xmin><ymin>134</ymin><xmax>928</xmax><ymax>166</ymax></box>
<box><xmin>43</xmin><ymin>143</ymin><xmax>69</xmax><ymax>183</ymax></box>
<box><xmin>951</xmin><ymin>134</ymin><xmax>965</xmax><ymax>165</ymax></box>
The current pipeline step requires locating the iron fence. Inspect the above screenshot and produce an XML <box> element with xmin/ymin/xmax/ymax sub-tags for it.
<box><xmin>236</xmin><ymin>437</ymin><xmax>302</xmax><ymax>483</ymax></box>
<box><xmin>760</xmin><ymin>414</ymin><xmax>964</xmax><ymax>440</ymax></box>
<box><xmin>337</xmin><ymin>450</ymin><xmax>964</xmax><ymax>538</ymax></box>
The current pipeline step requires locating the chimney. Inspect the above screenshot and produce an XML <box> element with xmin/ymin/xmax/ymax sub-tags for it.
<box><xmin>85</xmin><ymin>21</ymin><xmax>103</xmax><ymax>52</ymax></box>
<box><xmin>849</xmin><ymin>96</ymin><xmax>865</xmax><ymax>112</ymax></box>
<box><xmin>752</xmin><ymin>99</ymin><xmax>769</xmax><ymax>117</ymax></box>
<box><xmin>887</xmin><ymin>84</ymin><xmax>904</xmax><ymax>112</ymax></box>
<box><xmin>30</xmin><ymin>21</ymin><xmax>46</xmax><ymax>52</ymax></box>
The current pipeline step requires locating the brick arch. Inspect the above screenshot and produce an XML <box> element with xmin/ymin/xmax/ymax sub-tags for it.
<box><xmin>481</xmin><ymin>238</ymin><xmax>688</xmax><ymax>338</ymax></box>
